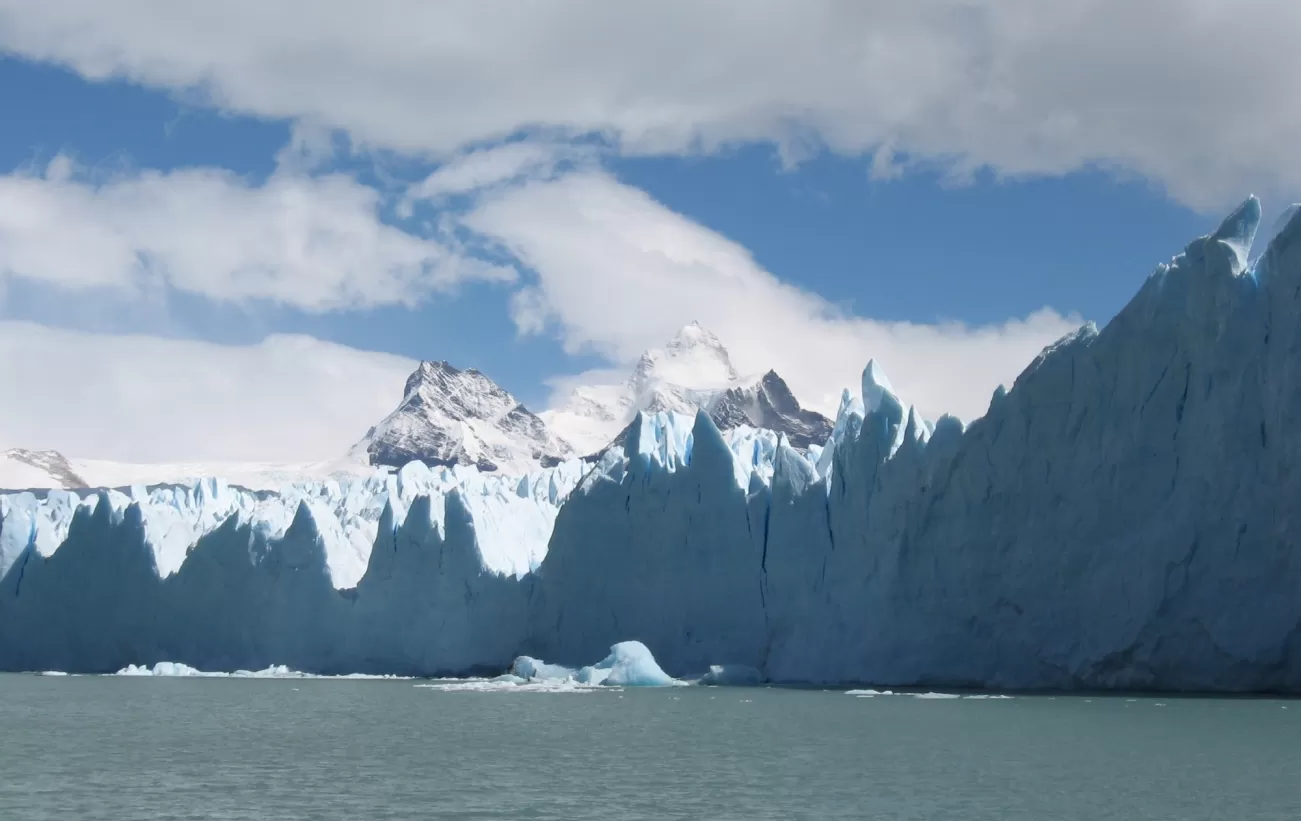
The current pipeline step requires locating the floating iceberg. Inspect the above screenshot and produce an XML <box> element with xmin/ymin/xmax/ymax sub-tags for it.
<box><xmin>510</xmin><ymin>641</ymin><xmax>679</xmax><ymax>688</ymax></box>
<box><xmin>115</xmin><ymin>662</ymin><xmax>307</xmax><ymax>678</ymax></box>
<box><xmin>510</xmin><ymin>656</ymin><xmax>577</xmax><ymax>682</ymax></box>
<box><xmin>413</xmin><ymin>678</ymin><xmax>599</xmax><ymax>693</ymax></box>
<box><xmin>418</xmin><ymin>641</ymin><xmax>680</xmax><ymax>691</ymax></box>
<box><xmin>113</xmin><ymin>662</ymin><xmax>408</xmax><ymax>679</ymax></box>
<box><xmin>590</xmin><ymin>641</ymin><xmax>678</xmax><ymax>687</ymax></box>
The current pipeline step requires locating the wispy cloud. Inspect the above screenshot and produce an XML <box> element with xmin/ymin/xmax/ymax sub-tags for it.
<box><xmin>408</xmin><ymin>141</ymin><xmax>590</xmax><ymax>201</ymax></box>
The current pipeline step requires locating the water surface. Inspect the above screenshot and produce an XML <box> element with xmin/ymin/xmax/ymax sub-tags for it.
<box><xmin>2</xmin><ymin>675</ymin><xmax>1298</xmax><ymax>820</ymax></box>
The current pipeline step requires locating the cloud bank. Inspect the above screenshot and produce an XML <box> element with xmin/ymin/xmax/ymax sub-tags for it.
<box><xmin>0</xmin><ymin>157</ymin><xmax>514</xmax><ymax>312</ymax></box>
<box><xmin>1</xmin><ymin>0</ymin><xmax>1298</xmax><ymax>208</ymax></box>
<box><xmin>0</xmin><ymin>322</ymin><xmax>415</xmax><ymax>462</ymax></box>
<box><xmin>0</xmin><ymin>142</ymin><xmax>1088</xmax><ymax>459</ymax></box>
<box><xmin>5</xmin><ymin>0</ymin><xmax>1243</xmax><ymax>458</ymax></box>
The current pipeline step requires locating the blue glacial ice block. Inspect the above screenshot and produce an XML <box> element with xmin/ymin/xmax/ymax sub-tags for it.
<box><xmin>592</xmin><ymin>641</ymin><xmax>677</xmax><ymax>687</ymax></box>
<box><xmin>526</xmin><ymin>409</ymin><xmax>771</xmax><ymax>676</ymax></box>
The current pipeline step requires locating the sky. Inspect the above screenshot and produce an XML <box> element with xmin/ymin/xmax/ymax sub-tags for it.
<box><xmin>1</xmin><ymin>0</ymin><xmax>1298</xmax><ymax>463</ymax></box>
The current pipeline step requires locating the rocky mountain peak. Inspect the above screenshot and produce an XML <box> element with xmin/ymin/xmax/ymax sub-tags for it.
<box><xmin>357</xmin><ymin>360</ymin><xmax>572</xmax><ymax>473</ymax></box>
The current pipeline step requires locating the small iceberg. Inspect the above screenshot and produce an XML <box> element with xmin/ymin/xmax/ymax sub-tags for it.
<box><xmin>845</xmin><ymin>688</ymin><xmax>1012</xmax><ymax>700</ymax></box>
<box><xmin>510</xmin><ymin>657</ymin><xmax>578</xmax><ymax>681</ymax></box>
<box><xmin>590</xmin><ymin>641</ymin><xmax>677</xmax><ymax>687</ymax></box>
<box><xmin>516</xmin><ymin>641</ymin><xmax>679</xmax><ymax>687</ymax></box>
<box><xmin>113</xmin><ymin>662</ymin><xmax>407</xmax><ymax>679</ymax></box>
<box><xmin>414</xmin><ymin>678</ymin><xmax>598</xmax><ymax>693</ymax></box>
<box><xmin>912</xmin><ymin>692</ymin><xmax>962</xmax><ymax>699</ymax></box>
<box><xmin>117</xmin><ymin>662</ymin><xmax>217</xmax><ymax>677</ymax></box>
<box><xmin>426</xmin><ymin>640</ymin><xmax>683</xmax><ymax>692</ymax></box>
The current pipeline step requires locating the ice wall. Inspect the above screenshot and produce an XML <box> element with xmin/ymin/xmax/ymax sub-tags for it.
<box><xmin>850</xmin><ymin>195</ymin><xmax>1301</xmax><ymax>691</ymax></box>
<box><xmin>5</xmin><ymin>196</ymin><xmax>1301</xmax><ymax>691</ymax></box>
<box><xmin>0</xmin><ymin>461</ymin><xmax>584</xmax><ymax>675</ymax></box>
<box><xmin>525</xmin><ymin>411</ymin><xmax>772</xmax><ymax>674</ymax></box>
<box><xmin>528</xmin><ymin>196</ymin><xmax>1301</xmax><ymax>690</ymax></box>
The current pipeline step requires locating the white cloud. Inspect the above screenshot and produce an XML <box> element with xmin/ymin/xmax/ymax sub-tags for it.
<box><xmin>409</xmin><ymin>142</ymin><xmax>586</xmax><ymax>201</ymax></box>
<box><xmin>0</xmin><ymin>0</ymin><xmax>1298</xmax><ymax>208</ymax></box>
<box><xmin>0</xmin><ymin>159</ymin><xmax>515</xmax><ymax>312</ymax></box>
<box><xmin>463</xmin><ymin>170</ymin><xmax>1082</xmax><ymax>422</ymax></box>
<box><xmin>0</xmin><ymin>321</ymin><xmax>416</xmax><ymax>462</ymax></box>
<box><xmin>274</xmin><ymin>122</ymin><xmax>341</xmax><ymax>175</ymax></box>
<box><xmin>0</xmin><ymin>153</ymin><xmax>1080</xmax><ymax>459</ymax></box>
<box><xmin>0</xmin><ymin>162</ymin><xmax>1081</xmax><ymax>459</ymax></box>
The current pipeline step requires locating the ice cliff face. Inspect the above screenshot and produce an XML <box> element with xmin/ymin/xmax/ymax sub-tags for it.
<box><xmin>356</xmin><ymin>360</ymin><xmax>572</xmax><ymax>473</ymax></box>
<box><xmin>4</xmin><ymin>196</ymin><xmax>1301</xmax><ymax>691</ymax></box>
<box><xmin>0</xmin><ymin>460</ymin><xmax>584</xmax><ymax>674</ymax></box>
<box><xmin>531</xmin><ymin>195</ymin><xmax>1301</xmax><ymax>690</ymax></box>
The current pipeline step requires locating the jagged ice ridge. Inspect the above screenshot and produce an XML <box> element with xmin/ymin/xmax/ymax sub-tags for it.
<box><xmin>4</xmin><ymin>196</ymin><xmax>1301</xmax><ymax>692</ymax></box>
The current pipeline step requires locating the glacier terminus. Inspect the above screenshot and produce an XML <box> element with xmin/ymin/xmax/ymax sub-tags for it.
<box><xmin>4</xmin><ymin>196</ymin><xmax>1301</xmax><ymax>692</ymax></box>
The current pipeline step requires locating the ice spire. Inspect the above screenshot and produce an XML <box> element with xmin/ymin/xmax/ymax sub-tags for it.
<box><xmin>1209</xmin><ymin>194</ymin><xmax>1261</xmax><ymax>275</ymax></box>
<box><xmin>861</xmin><ymin>359</ymin><xmax>896</xmax><ymax>414</ymax></box>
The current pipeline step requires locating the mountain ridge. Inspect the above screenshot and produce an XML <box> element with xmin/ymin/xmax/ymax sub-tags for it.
<box><xmin>2</xmin><ymin>325</ymin><xmax>839</xmax><ymax>489</ymax></box>
<box><xmin>543</xmin><ymin>322</ymin><xmax>833</xmax><ymax>456</ymax></box>
<box><xmin>355</xmin><ymin>359</ymin><xmax>572</xmax><ymax>473</ymax></box>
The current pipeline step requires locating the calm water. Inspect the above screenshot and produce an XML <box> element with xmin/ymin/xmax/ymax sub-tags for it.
<box><xmin>2</xmin><ymin>675</ymin><xmax>1300</xmax><ymax>820</ymax></box>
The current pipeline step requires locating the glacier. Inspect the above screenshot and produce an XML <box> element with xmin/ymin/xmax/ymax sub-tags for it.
<box><xmin>5</xmin><ymin>196</ymin><xmax>1301</xmax><ymax>691</ymax></box>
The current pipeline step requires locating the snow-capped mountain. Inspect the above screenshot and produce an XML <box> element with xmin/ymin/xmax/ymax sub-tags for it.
<box><xmin>542</xmin><ymin>322</ymin><xmax>831</xmax><ymax>454</ymax></box>
<box><xmin>1</xmin><ymin>325</ymin><xmax>828</xmax><ymax>491</ymax></box>
<box><xmin>0</xmin><ymin>447</ymin><xmax>374</xmax><ymax>492</ymax></box>
<box><xmin>0</xmin><ymin>449</ymin><xmax>87</xmax><ymax>490</ymax></box>
<box><xmin>0</xmin><ymin>359</ymin><xmax>572</xmax><ymax>489</ymax></box>
<box><xmin>708</xmin><ymin>370</ymin><xmax>833</xmax><ymax>450</ymax></box>
<box><xmin>355</xmin><ymin>360</ymin><xmax>571</xmax><ymax>473</ymax></box>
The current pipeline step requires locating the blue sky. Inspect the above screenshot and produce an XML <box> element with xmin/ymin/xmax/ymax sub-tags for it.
<box><xmin>0</xmin><ymin>1</ymin><xmax>1295</xmax><ymax>462</ymax></box>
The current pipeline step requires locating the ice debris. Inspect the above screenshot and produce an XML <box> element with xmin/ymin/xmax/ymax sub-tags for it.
<box><xmin>698</xmin><ymin>664</ymin><xmax>764</xmax><ymax>686</ymax></box>
<box><xmin>114</xmin><ymin>662</ymin><xmax>407</xmax><ymax>679</ymax></box>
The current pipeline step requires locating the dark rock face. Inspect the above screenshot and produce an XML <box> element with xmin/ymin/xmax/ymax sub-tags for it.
<box><xmin>358</xmin><ymin>360</ymin><xmax>571</xmax><ymax>471</ymax></box>
<box><xmin>708</xmin><ymin>370</ymin><xmax>833</xmax><ymax>450</ymax></box>
<box><xmin>1</xmin><ymin>449</ymin><xmax>88</xmax><ymax>490</ymax></box>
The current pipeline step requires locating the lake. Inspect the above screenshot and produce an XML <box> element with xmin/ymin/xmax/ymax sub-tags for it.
<box><xmin>2</xmin><ymin>674</ymin><xmax>1298</xmax><ymax>820</ymax></box>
